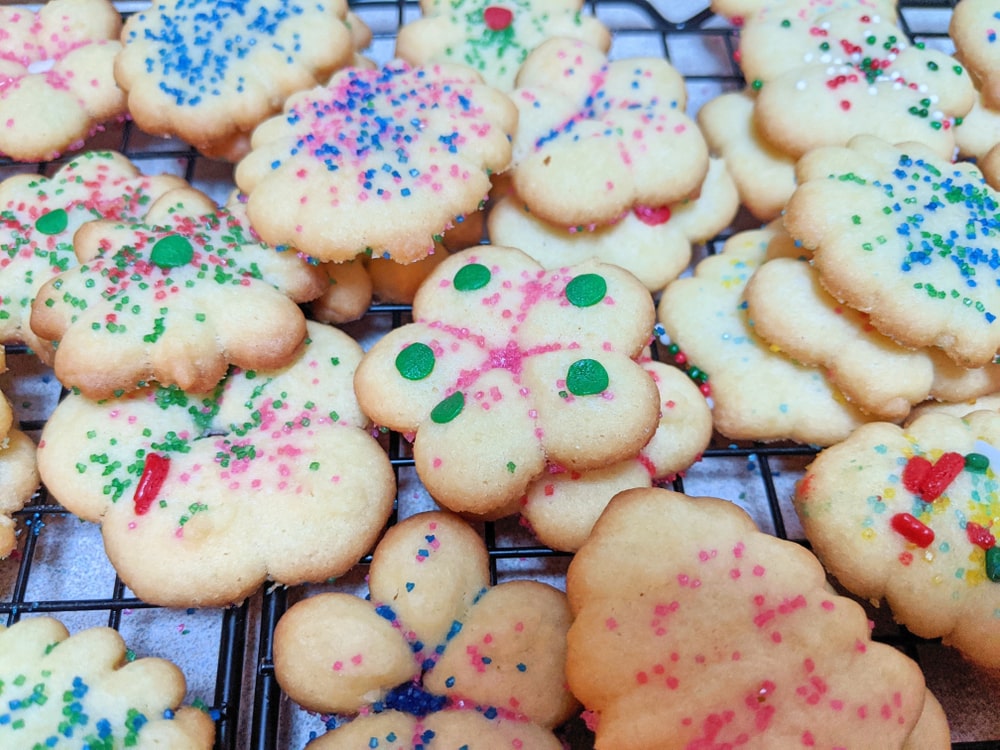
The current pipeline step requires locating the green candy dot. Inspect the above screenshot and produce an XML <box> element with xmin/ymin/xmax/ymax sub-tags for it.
<box><xmin>396</xmin><ymin>342</ymin><xmax>435</xmax><ymax>380</ymax></box>
<box><xmin>431</xmin><ymin>391</ymin><xmax>465</xmax><ymax>423</ymax></box>
<box><xmin>965</xmin><ymin>452</ymin><xmax>989</xmax><ymax>473</ymax></box>
<box><xmin>566</xmin><ymin>358</ymin><xmax>609</xmax><ymax>396</ymax></box>
<box><xmin>150</xmin><ymin>234</ymin><xmax>194</xmax><ymax>268</ymax></box>
<box><xmin>34</xmin><ymin>208</ymin><xmax>68</xmax><ymax>235</ymax></box>
<box><xmin>453</xmin><ymin>263</ymin><xmax>490</xmax><ymax>291</ymax></box>
<box><xmin>565</xmin><ymin>273</ymin><xmax>607</xmax><ymax>307</ymax></box>
<box><xmin>986</xmin><ymin>546</ymin><xmax>1000</xmax><ymax>583</ymax></box>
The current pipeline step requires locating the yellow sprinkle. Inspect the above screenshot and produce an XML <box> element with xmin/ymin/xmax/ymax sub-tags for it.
<box><xmin>861</xmin><ymin>528</ymin><xmax>876</xmax><ymax>540</ymax></box>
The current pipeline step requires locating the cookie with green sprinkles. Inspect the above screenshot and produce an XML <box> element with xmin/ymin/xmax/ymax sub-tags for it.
<box><xmin>394</xmin><ymin>0</ymin><xmax>610</xmax><ymax>92</ymax></box>
<box><xmin>36</xmin><ymin>321</ymin><xmax>395</xmax><ymax>607</ymax></box>
<box><xmin>0</xmin><ymin>616</ymin><xmax>214</xmax><ymax>749</ymax></box>
<box><xmin>353</xmin><ymin>244</ymin><xmax>660</xmax><ymax>520</ymax></box>
<box><xmin>273</xmin><ymin>511</ymin><xmax>576</xmax><ymax>748</ymax></box>
<box><xmin>0</xmin><ymin>151</ymin><xmax>187</xmax><ymax>361</ymax></box>
<box><xmin>785</xmin><ymin>134</ymin><xmax>1000</xmax><ymax>368</ymax></box>
<box><xmin>796</xmin><ymin>409</ymin><xmax>1000</xmax><ymax>668</ymax></box>
<box><xmin>29</xmin><ymin>186</ymin><xmax>329</xmax><ymax>400</ymax></box>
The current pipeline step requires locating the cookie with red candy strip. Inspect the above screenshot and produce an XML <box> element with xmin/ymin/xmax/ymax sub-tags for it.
<box><xmin>796</xmin><ymin>408</ymin><xmax>1000</xmax><ymax>668</ymax></box>
<box><xmin>36</xmin><ymin>321</ymin><xmax>395</xmax><ymax>607</ymax></box>
<box><xmin>565</xmin><ymin>486</ymin><xmax>951</xmax><ymax>749</ymax></box>
<box><xmin>0</xmin><ymin>0</ymin><xmax>126</xmax><ymax>162</ymax></box>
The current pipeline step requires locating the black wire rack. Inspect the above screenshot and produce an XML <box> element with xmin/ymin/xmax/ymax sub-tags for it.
<box><xmin>3</xmin><ymin>1</ymin><xmax>998</xmax><ymax>748</ymax></box>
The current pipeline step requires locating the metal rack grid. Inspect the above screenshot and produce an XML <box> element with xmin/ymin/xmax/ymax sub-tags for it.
<box><xmin>2</xmin><ymin>0</ymin><xmax>998</xmax><ymax>748</ymax></box>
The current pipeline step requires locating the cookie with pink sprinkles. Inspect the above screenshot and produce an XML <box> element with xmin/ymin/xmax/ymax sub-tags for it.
<box><xmin>508</xmin><ymin>37</ymin><xmax>709</xmax><ymax>229</ymax></box>
<box><xmin>565</xmin><ymin>486</ymin><xmax>952</xmax><ymax>749</ymax></box>
<box><xmin>0</xmin><ymin>0</ymin><xmax>126</xmax><ymax>162</ymax></box>
<box><xmin>234</xmin><ymin>60</ymin><xmax>517</xmax><ymax>264</ymax></box>
<box><xmin>36</xmin><ymin>321</ymin><xmax>396</xmax><ymax>608</ymax></box>
<box><xmin>0</xmin><ymin>151</ymin><xmax>186</xmax><ymax>361</ymax></box>
<box><xmin>29</xmin><ymin>186</ymin><xmax>329</xmax><ymax>399</ymax></box>
<box><xmin>353</xmin><ymin>244</ymin><xmax>660</xmax><ymax>520</ymax></box>
<box><xmin>273</xmin><ymin>511</ymin><xmax>577</xmax><ymax>749</ymax></box>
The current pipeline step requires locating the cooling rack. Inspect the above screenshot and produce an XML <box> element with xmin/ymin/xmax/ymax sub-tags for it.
<box><xmin>2</xmin><ymin>0</ymin><xmax>998</xmax><ymax>748</ymax></box>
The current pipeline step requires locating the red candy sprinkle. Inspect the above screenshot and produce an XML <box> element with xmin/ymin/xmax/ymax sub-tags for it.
<box><xmin>966</xmin><ymin>522</ymin><xmax>996</xmax><ymax>550</ymax></box>
<box><xmin>901</xmin><ymin>452</ymin><xmax>964</xmax><ymax>501</ymax></box>
<box><xmin>133</xmin><ymin>453</ymin><xmax>170</xmax><ymax>515</ymax></box>
<box><xmin>483</xmin><ymin>6</ymin><xmax>514</xmax><ymax>31</ymax></box>
<box><xmin>891</xmin><ymin>513</ymin><xmax>934</xmax><ymax>548</ymax></box>
<box><xmin>634</xmin><ymin>204</ymin><xmax>672</xmax><ymax>226</ymax></box>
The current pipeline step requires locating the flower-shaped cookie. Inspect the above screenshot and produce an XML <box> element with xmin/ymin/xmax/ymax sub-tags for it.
<box><xmin>235</xmin><ymin>61</ymin><xmax>517</xmax><ymax>263</ymax></box>
<box><xmin>508</xmin><ymin>38</ymin><xmax>709</xmax><ymax>228</ymax></box>
<box><xmin>0</xmin><ymin>365</ymin><xmax>40</xmax><ymax>559</ymax></box>
<box><xmin>785</xmin><ymin>135</ymin><xmax>1000</xmax><ymax>368</ymax></box>
<box><xmin>354</xmin><ymin>244</ymin><xmax>660</xmax><ymax>519</ymax></box>
<box><xmin>657</xmin><ymin>224</ymin><xmax>869</xmax><ymax>445</ymax></box>
<box><xmin>395</xmin><ymin>0</ymin><xmax>611</xmax><ymax>91</ymax></box>
<box><xmin>114</xmin><ymin>0</ymin><xmax>360</xmax><ymax>161</ymax></box>
<box><xmin>742</xmin><ymin>7</ymin><xmax>975</xmax><ymax>159</ymax></box>
<box><xmin>0</xmin><ymin>0</ymin><xmax>126</xmax><ymax>162</ymax></box>
<box><xmin>274</xmin><ymin>511</ymin><xmax>577</xmax><ymax>748</ymax></box>
<box><xmin>797</xmin><ymin>409</ymin><xmax>1000</xmax><ymax>668</ymax></box>
<box><xmin>566</xmin><ymin>487</ymin><xmax>951</xmax><ymax>749</ymax></box>
<box><xmin>0</xmin><ymin>151</ymin><xmax>186</xmax><ymax>360</ymax></box>
<box><xmin>29</xmin><ymin>186</ymin><xmax>329</xmax><ymax>399</ymax></box>
<box><xmin>0</xmin><ymin>617</ymin><xmax>214</xmax><ymax>749</ymax></box>
<box><xmin>950</xmin><ymin>0</ymin><xmax>1000</xmax><ymax>109</ymax></box>
<box><xmin>36</xmin><ymin>321</ymin><xmax>396</xmax><ymax>607</ymax></box>
<box><xmin>489</xmin><ymin>157</ymin><xmax>738</xmax><ymax>294</ymax></box>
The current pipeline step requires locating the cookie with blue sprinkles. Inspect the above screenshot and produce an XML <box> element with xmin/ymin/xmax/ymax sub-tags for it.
<box><xmin>0</xmin><ymin>616</ymin><xmax>214</xmax><ymax>749</ymax></box>
<box><xmin>785</xmin><ymin>134</ymin><xmax>1000</xmax><ymax>368</ymax></box>
<box><xmin>114</xmin><ymin>0</ymin><xmax>362</xmax><ymax>161</ymax></box>
<box><xmin>273</xmin><ymin>511</ymin><xmax>576</xmax><ymax>748</ymax></box>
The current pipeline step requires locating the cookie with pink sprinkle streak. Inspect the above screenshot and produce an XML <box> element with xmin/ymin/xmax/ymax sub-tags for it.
<box><xmin>235</xmin><ymin>60</ymin><xmax>517</xmax><ymax>264</ymax></box>
<box><xmin>508</xmin><ymin>38</ymin><xmax>709</xmax><ymax>229</ymax></box>
<box><xmin>797</xmin><ymin>409</ymin><xmax>1000</xmax><ymax>669</ymax></box>
<box><xmin>29</xmin><ymin>186</ymin><xmax>329</xmax><ymax>399</ymax></box>
<box><xmin>566</xmin><ymin>487</ymin><xmax>952</xmax><ymax>749</ymax></box>
<box><xmin>0</xmin><ymin>0</ymin><xmax>126</xmax><ymax>162</ymax></box>
<box><xmin>36</xmin><ymin>321</ymin><xmax>395</xmax><ymax>607</ymax></box>
<box><xmin>395</xmin><ymin>0</ymin><xmax>611</xmax><ymax>92</ymax></box>
<box><xmin>0</xmin><ymin>151</ymin><xmax>187</xmax><ymax>361</ymax></box>
<box><xmin>273</xmin><ymin>511</ymin><xmax>576</xmax><ymax>749</ymax></box>
<box><xmin>353</xmin><ymin>244</ymin><xmax>660</xmax><ymax>520</ymax></box>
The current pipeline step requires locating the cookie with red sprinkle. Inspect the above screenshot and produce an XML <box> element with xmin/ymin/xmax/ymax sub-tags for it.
<box><xmin>353</xmin><ymin>244</ymin><xmax>660</xmax><ymax>520</ymax></box>
<box><xmin>508</xmin><ymin>38</ymin><xmax>709</xmax><ymax>229</ymax></box>
<box><xmin>0</xmin><ymin>151</ymin><xmax>187</xmax><ymax>361</ymax></box>
<box><xmin>273</xmin><ymin>511</ymin><xmax>576</xmax><ymax>748</ymax></box>
<box><xmin>36</xmin><ymin>321</ymin><xmax>395</xmax><ymax>607</ymax></box>
<box><xmin>0</xmin><ymin>616</ymin><xmax>214</xmax><ymax>748</ymax></box>
<box><xmin>235</xmin><ymin>60</ymin><xmax>517</xmax><ymax>264</ymax></box>
<box><xmin>29</xmin><ymin>186</ymin><xmax>329</xmax><ymax>399</ymax></box>
<box><xmin>796</xmin><ymin>409</ymin><xmax>1000</xmax><ymax>668</ymax></box>
<box><xmin>395</xmin><ymin>0</ymin><xmax>610</xmax><ymax>92</ymax></box>
<box><xmin>0</xmin><ymin>0</ymin><xmax>126</xmax><ymax>162</ymax></box>
<box><xmin>565</xmin><ymin>486</ymin><xmax>950</xmax><ymax>749</ymax></box>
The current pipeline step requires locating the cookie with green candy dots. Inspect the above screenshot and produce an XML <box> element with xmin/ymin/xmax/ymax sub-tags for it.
<box><xmin>657</xmin><ymin>223</ymin><xmax>870</xmax><ymax>445</ymax></box>
<box><xmin>565</xmin><ymin>486</ymin><xmax>951</xmax><ymax>750</ymax></box>
<box><xmin>0</xmin><ymin>151</ymin><xmax>187</xmax><ymax>361</ymax></box>
<box><xmin>0</xmin><ymin>0</ymin><xmax>126</xmax><ymax>162</ymax></box>
<box><xmin>743</xmin><ymin>7</ymin><xmax>974</xmax><ymax>160</ymax></box>
<box><xmin>697</xmin><ymin>91</ymin><xmax>796</xmax><ymax>222</ymax></box>
<box><xmin>235</xmin><ymin>60</ymin><xmax>517</xmax><ymax>264</ymax></box>
<box><xmin>36</xmin><ymin>321</ymin><xmax>395</xmax><ymax>608</ymax></box>
<box><xmin>488</xmin><ymin>157</ymin><xmax>739</xmax><ymax>295</ymax></box>
<box><xmin>114</xmin><ymin>0</ymin><xmax>363</xmax><ymax>161</ymax></box>
<box><xmin>521</xmin><ymin>357</ymin><xmax>712</xmax><ymax>552</ymax></box>
<box><xmin>354</xmin><ymin>244</ymin><xmax>660</xmax><ymax>520</ymax></box>
<box><xmin>796</xmin><ymin>408</ymin><xmax>1000</xmax><ymax>668</ymax></box>
<box><xmin>0</xmin><ymin>616</ymin><xmax>215</xmax><ymax>748</ymax></box>
<box><xmin>29</xmin><ymin>186</ymin><xmax>329</xmax><ymax>400</ymax></box>
<box><xmin>508</xmin><ymin>37</ymin><xmax>709</xmax><ymax>230</ymax></box>
<box><xmin>394</xmin><ymin>0</ymin><xmax>610</xmax><ymax>92</ymax></box>
<box><xmin>785</xmin><ymin>135</ymin><xmax>1000</xmax><ymax>368</ymax></box>
<box><xmin>273</xmin><ymin>511</ymin><xmax>576</xmax><ymax>749</ymax></box>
